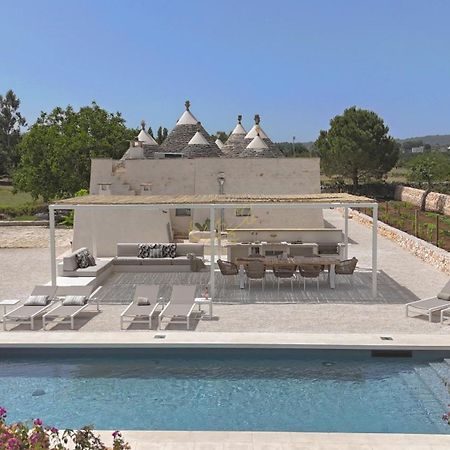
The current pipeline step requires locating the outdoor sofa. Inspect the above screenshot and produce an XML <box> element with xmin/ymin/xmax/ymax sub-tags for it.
<box><xmin>58</xmin><ymin>243</ymin><xmax>205</xmax><ymax>279</ymax></box>
<box><xmin>405</xmin><ymin>279</ymin><xmax>450</xmax><ymax>322</ymax></box>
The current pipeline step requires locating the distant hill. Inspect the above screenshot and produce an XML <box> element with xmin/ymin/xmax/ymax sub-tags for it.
<box><xmin>395</xmin><ymin>134</ymin><xmax>450</xmax><ymax>148</ymax></box>
<box><xmin>288</xmin><ymin>135</ymin><xmax>450</xmax><ymax>150</ymax></box>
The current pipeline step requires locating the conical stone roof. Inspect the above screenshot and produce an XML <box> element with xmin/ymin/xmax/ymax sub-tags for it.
<box><xmin>160</xmin><ymin>100</ymin><xmax>218</xmax><ymax>153</ymax></box>
<box><xmin>241</xmin><ymin>114</ymin><xmax>284</xmax><ymax>157</ymax></box>
<box><xmin>222</xmin><ymin>115</ymin><xmax>247</xmax><ymax>157</ymax></box>
<box><xmin>215</xmin><ymin>138</ymin><xmax>224</xmax><ymax>149</ymax></box>
<box><xmin>182</xmin><ymin>131</ymin><xmax>223</xmax><ymax>158</ymax></box>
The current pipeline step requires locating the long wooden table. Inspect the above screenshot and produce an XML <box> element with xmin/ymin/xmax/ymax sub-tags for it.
<box><xmin>236</xmin><ymin>256</ymin><xmax>341</xmax><ymax>289</ymax></box>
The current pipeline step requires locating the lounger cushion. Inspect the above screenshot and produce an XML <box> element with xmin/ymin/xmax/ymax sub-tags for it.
<box><xmin>171</xmin><ymin>257</ymin><xmax>191</xmax><ymax>265</ymax></box>
<box><xmin>63</xmin><ymin>254</ymin><xmax>78</xmax><ymax>272</ymax></box>
<box><xmin>141</xmin><ymin>258</ymin><xmax>172</xmax><ymax>265</ymax></box>
<box><xmin>24</xmin><ymin>295</ymin><xmax>50</xmax><ymax>306</ymax></box>
<box><xmin>137</xmin><ymin>296</ymin><xmax>150</xmax><ymax>306</ymax></box>
<box><xmin>437</xmin><ymin>280</ymin><xmax>450</xmax><ymax>301</ymax></box>
<box><xmin>117</xmin><ymin>243</ymin><xmax>139</xmax><ymax>257</ymax></box>
<box><xmin>62</xmin><ymin>295</ymin><xmax>87</xmax><ymax>306</ymax></box>
<box><xmin>114</xmin><ymin>257</ymin><xmax>141</xmax><ymax>266</ymax></box>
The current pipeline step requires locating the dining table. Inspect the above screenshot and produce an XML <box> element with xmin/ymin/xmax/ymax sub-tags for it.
<box><xmin>235</xmin><ymin>255</ymin><xmax>341</xmax><ymax>289</ymax></box>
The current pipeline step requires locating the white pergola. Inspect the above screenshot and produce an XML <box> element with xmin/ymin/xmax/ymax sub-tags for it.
<box><xmin>49</xmin><ymin>193</ymin><xmax>379</xmax><ymax>298</ymax></box>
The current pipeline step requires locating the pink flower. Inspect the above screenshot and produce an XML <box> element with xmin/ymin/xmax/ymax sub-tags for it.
<box><xmin>33</xmin><ymin>418</ymin><xmax>43</xmax><ymax>426</ymax></box>
<box><xmin>50</xmin><ymin>426</ymin><xmax>59</xmax><ymax>434</ymax></box>
<box><xmin>112</xmin><ymin>430</ymin><xmax>121</xmax><ymax>438</ymax></box>
<box><xmin>0</xmin><ymin>406</ymin><xmax>7</xmax><ymax>418</ymax></box>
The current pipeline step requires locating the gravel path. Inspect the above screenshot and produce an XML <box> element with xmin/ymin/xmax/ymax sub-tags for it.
<box><xmin>0</xmin><ymin>226</ymin><xmax>72</xmax><ymax>248</ymax></box>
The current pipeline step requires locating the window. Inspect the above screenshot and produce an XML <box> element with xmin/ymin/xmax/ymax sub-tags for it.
<box><xmin>236</xmin><ymin>208</ymin><xmax>251</xmax><ymax>217</ymax></box>
<box><xmin>175</xmin><ymin>208</ymin><xmax>192</xmax><ymax>217</ymax></box>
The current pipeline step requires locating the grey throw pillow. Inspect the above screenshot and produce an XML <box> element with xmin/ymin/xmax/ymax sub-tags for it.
<box><xmin>24</xmin><ymin>295</ymin><xmax>50</xmax><ymax>306</ymax></box>
<box><xmin>62</xmin><ymin>295</ymin><xmax>87</xmax><ymax>306</ymax></box>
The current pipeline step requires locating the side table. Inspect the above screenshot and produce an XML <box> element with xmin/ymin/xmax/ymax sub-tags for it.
<box><xmin>194</xmin><ymin>297</ymin><xmax>213</xmax><ymax>320</ymax></box>
<box><xmin>0</xmin><ymin>299</ymin><xmax>20</xmax><ymax>323</ymax></box>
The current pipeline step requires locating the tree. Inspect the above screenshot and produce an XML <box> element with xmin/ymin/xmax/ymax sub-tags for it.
<box><xmin>315</xmin><ymin>106</ymin><xmax>399</xmax><ymax>190</ymax></box>
<box><xmin>156</xmin><ymin>126</ymin><xmax>168</xmax><ymax>144</ymax></box>
<box><xmin>13</xmin><ymin>102</ymin><xmax>136</xmax><ymax>201</ymax></box>
<box><xmin>0</xmin><ymin>90</ymin><xmax>26</xmax><ymax>175</ymax></box>
<box><xmin>211</xmin><ymin>131</ymin><xmax>229</xmax><ymax>143</ymax></box>
<box><xmin>277</xmin><ymin>142</ymin><xmax>310</xmax><ymax>157</ymax></box>
<box><xmin>407</xmin><ymin>152</ymin><xmax>450</xmax><ymax>209</ymax></box>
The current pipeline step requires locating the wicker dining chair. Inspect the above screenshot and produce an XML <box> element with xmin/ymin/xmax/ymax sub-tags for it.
<box><xmin>217</xmin><ymin>259</ymin><xmax>239</xmax><ymax>288</ymax></box>
<box><xmin>217</xmin><ymin>259</ymin><xmax>239</xmax><ymax>276</ymax></box>
<box><xmin>245</xmin><ymin>260</ymin><xmax>266</xmax><ymax>294</ymax></box>
<box><xmin>335</xmin><ymin>257</ymin><xmax>358</xmax><ymax>284</ymax></box>
<box><xmin>273</xmin><ymin>265</ymin><xmax>297</xmax><ymax>293</ymax></box>
<box><xmin>298</xmin><ymin>265</ymin><xmax>322</xmax><ymax>291</ymax></box>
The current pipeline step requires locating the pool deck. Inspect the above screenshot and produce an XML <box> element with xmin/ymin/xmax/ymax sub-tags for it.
<box><xmin>95</xmin><ymin>430</ymin><xmax>450</xmax><ymax>449</ymax></box>
<box><xmin>0</xmin><ymin>330</ymin><xmax>450</xmax><ymax>350</ymax></box>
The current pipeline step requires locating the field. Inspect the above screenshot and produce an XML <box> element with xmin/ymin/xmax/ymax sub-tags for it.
<box><xmin>358</xmin><ymin>200</ymin><xmax>450</xmax><ymax>251</ymax></box>
<box><xmin>0</xmin><ymin>186</ymin><xmax>45</xmax><ymax>219</ymax></box>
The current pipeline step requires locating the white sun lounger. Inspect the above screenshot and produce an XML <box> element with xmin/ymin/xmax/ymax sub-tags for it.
<box><xmin>42</xmin><ymin>285</ymin><xmax>101</xmax><ymax>330</ymax></box>
<box><xmin>120</xmin><ymin>285</ymin><xmax>162</xmax><ymax>330</ymax></box>
<box><xmin>158</xmin><ymin>285</ymin><xmax>197</xmax><ymax>330</ymax></box>
<box><xmin>405</xmin><ymin>280</ymin><xmax>450</xmax><ymax>322</ymax></box>
<box><xmin>3</xmin><ymin>286</ymin><xmax>57</xmax><ymax>331</ymax></box>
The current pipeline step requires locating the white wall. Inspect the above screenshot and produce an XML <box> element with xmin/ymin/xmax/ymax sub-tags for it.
<box><xmin>72</xmin><ymin>208</ymin><xmax>172</xmax><ymax>256</ymax></box>
<box><xmin>88</xmin><ymin>157</ymin><xmax>323</xmax><ymax>237</ymax></box>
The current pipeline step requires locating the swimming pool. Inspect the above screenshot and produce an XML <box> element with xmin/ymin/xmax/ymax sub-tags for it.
<box><xmin>0</xmin><ymin>348</ymin><xmax>450</xmax><ymax>434</ymax></box>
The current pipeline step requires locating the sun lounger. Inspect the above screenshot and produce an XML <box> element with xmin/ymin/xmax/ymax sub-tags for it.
<box><xmin>120</xmin><ymin>285</ymin><xmax>162</xmax><ymax>330</ymax></box>
<box><xmin>3</xmin><ymin>286</ymin><xmax>57</xmax><ymax>331</ymax></box>
<box><xmin>42</xmin><ymin>285</ymin><xmax>100</xmax><ymax>330</ymax></box>
<box><xmin>405</xmin><ymin>280</ymin><xmax>450</xmax><ymax>322</ymax></box>
<box><xmin>158</xmin><ymin>285</ymin><xmax>197</xmax><ymax>330</ymax></box>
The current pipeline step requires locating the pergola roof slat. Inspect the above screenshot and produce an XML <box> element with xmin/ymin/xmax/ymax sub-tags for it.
<box><xmin>53</xmin><ymin>193</ymin><xmax>375</xmax><ymax>207</ymax></box>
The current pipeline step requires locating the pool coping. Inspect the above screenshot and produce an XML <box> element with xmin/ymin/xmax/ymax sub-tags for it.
<box><xmin>94</xmin><ymin>430</ymin><xmax>450</xmax><ymax>448</ymax></box>
<box><xmin>0</xmin><ymin>331</ymin><xmax>450</xmax><ymax>350</ymax></box>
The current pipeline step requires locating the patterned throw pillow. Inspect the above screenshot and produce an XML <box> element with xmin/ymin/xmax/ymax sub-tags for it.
<box><xmin>138</xmin><ymin>244</ymin><xmax>151</xmax><ymax>258</ymax></box>
<box><xmin>24</xmin><ymin>295</ymin><xmax>50</xmax><ymax>306</ymax></box>
<box><xmin>75</xmin><ymin>249</ymin><xmax>91</xmax><ymax>268</ymax></box>
<box><xmin>62</xmin><ymin>295</ymin><xmax>87</xmax><ymax>306</ymax></box>
<box><xmin>161</xmin><ymin>243</ymin><xmax>177</xmax><ymax>258</ymax></box>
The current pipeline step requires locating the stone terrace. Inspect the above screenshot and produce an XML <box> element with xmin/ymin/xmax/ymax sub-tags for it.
<box><xmin>0</xmin><ymin>210</ymin><xmax>449</xmax><ymax>334</ymax></box>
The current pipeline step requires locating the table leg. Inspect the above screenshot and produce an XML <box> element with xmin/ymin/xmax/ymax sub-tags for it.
<box><xmin>239</xmin><ymin>265</ymin><xmax>245</xmax><ymax>289</ymax></box>
<box><xmin>329</xmin><ymin>264</ymin><xmax>336</xmax><ymax>289</ymax></box>
<box><xmin>209</xmin><ymin>301</ymin><xmax>213</xmax><ymax>319</ymax></box>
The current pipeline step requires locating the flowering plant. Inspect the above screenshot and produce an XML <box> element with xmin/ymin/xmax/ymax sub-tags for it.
<box><xmin>0</xmin><ymin>406</ymin><xmax>130</xmax><ymax>450</ymax></box>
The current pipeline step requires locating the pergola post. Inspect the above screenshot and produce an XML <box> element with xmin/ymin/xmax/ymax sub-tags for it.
<box><xmin>49</xmin><ymin>205</ymin><xmax>57</xmax><ymax>287</ymax></box>
<box><xmin>209</xmin><ymin>206</ymin><xmax>216</xmax><ymax>299</ymax></box>
<box><xmin>372</xmin><ymin>203</ymin><xmax>378</xmax><ymax>299</ymax></box>
<box><xmin>344</xmin><ymin>206</ymin><xmax>349</xmax><ymax>259</ymax></box>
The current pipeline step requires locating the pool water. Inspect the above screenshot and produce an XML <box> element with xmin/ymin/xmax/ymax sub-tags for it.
<box><xmin>0</xmin><ymin>348</ymin><xmax>450</xmax><ymax>433</ymax></box>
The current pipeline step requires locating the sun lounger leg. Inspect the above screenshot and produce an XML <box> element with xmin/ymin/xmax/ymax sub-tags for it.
<box><xmin>71</xmin><ymin>316</ymin><xmax>75</xmax><ymax>330</ymax></box>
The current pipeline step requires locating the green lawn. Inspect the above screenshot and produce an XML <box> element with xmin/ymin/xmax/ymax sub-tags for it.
<box><xmin>0</xmin><ymin>186</ymin><xmax>46</xmax><ymax>216</ymax></box>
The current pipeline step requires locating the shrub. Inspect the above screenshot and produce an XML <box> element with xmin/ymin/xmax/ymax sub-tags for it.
<box><xmin>0</xmin><ymin>406</ymin><xmax>130</xmax><ymax>449</ymax></box>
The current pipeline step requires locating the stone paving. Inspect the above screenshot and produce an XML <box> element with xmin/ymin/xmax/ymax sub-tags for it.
<box><xmin>0</xmin><ymin>210</ymin><xmax>449</xmax><ymax>333</ymax></box>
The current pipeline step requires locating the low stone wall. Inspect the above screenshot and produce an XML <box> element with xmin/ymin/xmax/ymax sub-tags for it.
<box><xmin>394</xmin><ymin>185</ymin><xmax>450</xmax><ymax>216</ymax></box>
<box><xmin>349</xmin><ymin>208</ymin><xmax>450</xmax><ymax>275</ymax></box>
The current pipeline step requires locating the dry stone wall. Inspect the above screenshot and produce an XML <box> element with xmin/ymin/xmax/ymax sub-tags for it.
<box><xmin>394</xmin><ymin>185</ymin><xmax>450</xmax><ymax>216</ymax></box>
<box><xmin>349</xmin><ymin>208</ymin><xmax>450</xmax><ymax>275</ymax></box>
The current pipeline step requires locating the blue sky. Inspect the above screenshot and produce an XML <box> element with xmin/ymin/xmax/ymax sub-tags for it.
<box><xmin>1</xmin><ymin>0</ymin><xmax>450</xmax><ymax>142</ymax></box>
